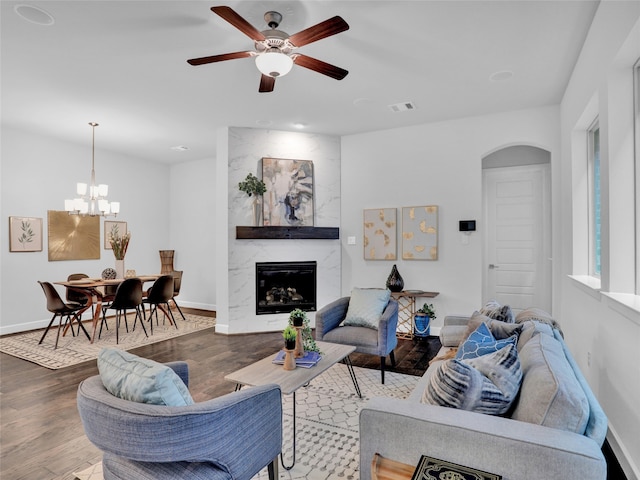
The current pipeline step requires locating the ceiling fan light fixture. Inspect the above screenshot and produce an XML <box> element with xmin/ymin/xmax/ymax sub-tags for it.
<box><xmin>255</xmin><ymin>51</ymin><xmax>293</xmax><ymax>78</ymax></box>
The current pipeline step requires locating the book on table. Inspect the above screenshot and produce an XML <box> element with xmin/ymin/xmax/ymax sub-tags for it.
<box><xmin>272</xmin><ymin>350</ymin><xmax>321</xmax><ymax>368</ymax></box>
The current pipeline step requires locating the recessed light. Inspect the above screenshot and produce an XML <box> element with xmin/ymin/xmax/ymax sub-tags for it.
<box><xmin>14</xmin><ymin>4</ymin><xmax>55</xmax><ymax>25</ymax></box>
<box><xmin>490</xmin><ymin>70</ymin><xmax>514</xmax><ymax>82</ymax></box>
<box><xmin>293</xmin><ymin>123</ymin><xmax>306</xmax><ymax>129</ymax></box>
<box><xmin>170</xmin><ymin>145</ymin><xmax>189</xmax><ymax>151</ymax></box>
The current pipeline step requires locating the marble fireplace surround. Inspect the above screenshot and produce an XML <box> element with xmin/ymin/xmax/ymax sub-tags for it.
<box><xmin>215</xmin><ymin>127</ymin><xmax>342</xmax><ymax>335</ymax></box>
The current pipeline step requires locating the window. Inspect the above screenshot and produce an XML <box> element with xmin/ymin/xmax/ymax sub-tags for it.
<box><xmin>635</xmin><ymin>59</ymin><xmax>640</xmax><ymax>294</ymax></box>
<box><xmin>588</xmin><ymin>121</ymin><xmax>601</xmax><ymax>277</ymax></box>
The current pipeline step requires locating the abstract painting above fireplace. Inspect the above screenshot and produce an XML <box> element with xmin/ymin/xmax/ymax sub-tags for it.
<box><xmin>256</xmin><ymin>261</ymin><xmax>317</xmax><ymax>315</ymax></box>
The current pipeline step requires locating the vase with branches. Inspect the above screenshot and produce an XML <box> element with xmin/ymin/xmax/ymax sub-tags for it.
<box><xmin>238</xmin><ymin>173</ymin><xmax>267</xmax><ymax>226</ymax></box>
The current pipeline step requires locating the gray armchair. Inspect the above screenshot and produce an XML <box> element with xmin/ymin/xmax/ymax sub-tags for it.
<box><xmin>77</xmin><ymin>361</ymin><xmax>282</xmax><ymax>480</ymax></box>
<box><xmin>315</xmin><ymin>296</ymin><xmax>399</xmax><ymax>383</ymax></box>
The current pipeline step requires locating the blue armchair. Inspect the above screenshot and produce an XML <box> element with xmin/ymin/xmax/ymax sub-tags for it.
<box><xmin>77</xmin><ymin>361</ymin><xmax>282</xmax><ymax>480</ymax></box>
<box><xmin>315</xmin><ymin>296</ymin><xmax>399</xmax><ymax>383</ymax></box>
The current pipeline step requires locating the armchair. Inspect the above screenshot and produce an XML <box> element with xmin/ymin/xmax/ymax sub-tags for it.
<box><xmin>315</xmin><ymin>295</ymin><xmax>399</xmax><ymax>383</ymax></box>
<box><xmin>77</xmin><ymin>361</ymin><xmax>282</xmax><ymax>480</ymax></box>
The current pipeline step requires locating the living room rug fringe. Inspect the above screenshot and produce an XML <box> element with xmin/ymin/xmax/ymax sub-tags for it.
<box><xmin>73</xmin><ymin>363</ymin><xmax>419</xmax><ymax>480</ymax></box>
<box><xmin>0</xmin><ymin>313</ymin><xmax>215</xmax><ymax>370</ymax></box>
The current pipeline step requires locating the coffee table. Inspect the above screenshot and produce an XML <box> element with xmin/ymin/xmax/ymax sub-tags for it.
<box><xmin>225</xmin><ymin>341</ymin><xmax>361</xmax><ymax>470</ymax></box>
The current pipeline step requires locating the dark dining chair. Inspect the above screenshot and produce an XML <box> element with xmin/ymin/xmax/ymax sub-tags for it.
<box><xmin>143</xmin><ymin>275</ymin><xmax>178</xmax><ymax>334</ymax></box>
<box><xmin>65</xmin><ymin>273</ymin><xmax>94</xmax><ymax>316</ymax></box>
<box><xmin>38</xmin><ymin>281</ymin><xmax>90</xmax><ymax>349</ymax></box>
<box><xmin>100</xmin><ymin>278</ymin><xmax>147</xmax><ymax>344</ymax></box>
<box><xmin>170</xmin><ymin>270</ymin><xmax>186</xmax><ymax>321</ymax></box>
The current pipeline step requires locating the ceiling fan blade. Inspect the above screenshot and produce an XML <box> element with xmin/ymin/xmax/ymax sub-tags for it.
<box><xmin>187</xmin><ymin>51</ymin><xmax>253</xmax><ymax>66</ymax></box>
<box><xmin>288</xmin><ymin>16</ymin><xmax>349</xmax><ymax>47</ymax></box>
<box><xmin>293</xmin><ymin>54</ymin><xmax>348</xmax><ymax>80</ymax></box>
<box><xmin>259</xmin><ymin>74</ymin><xmax>275</xmax><ymax>93</ymax></box>
<box><xmin>211</xmin><ymin>6</ymin><xmax>266</xmax><ymax>42</ymax></box>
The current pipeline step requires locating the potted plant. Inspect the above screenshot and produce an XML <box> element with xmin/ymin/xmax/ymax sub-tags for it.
<box><xmin>414</xmin><ymin>303</ymin><xmax>436</xmax><ymax>338</ymax></box>
<box><xmin>282</xmin><ymin>325</ymin><xmax>297</xmax><ymax>350</ymax></box>
<box><xmin>289</xmin><ymin>308</ymin><xmax>306</xmax><ymax>327</ymax></box>
<box><xmin>288</xmin><ymin>309</ymin><xmax>320</xmax><ymax>353</ymax></box>
<box><xmin>238</xmin><ymin>173</ymin><xmax>267</xmax><ymax>226</ymax></box>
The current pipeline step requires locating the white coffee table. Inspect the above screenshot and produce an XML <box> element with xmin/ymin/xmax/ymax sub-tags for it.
<box><xmin>225</xmin><ymin>341</ymin><xmax>361</xmax><ymax>469</ymax></box>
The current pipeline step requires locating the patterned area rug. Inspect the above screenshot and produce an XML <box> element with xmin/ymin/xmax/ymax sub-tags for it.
<box><xmin>0</xmin><ymin>313</ymin><xmax>215</xmax><ymax>369</ymax></box>
<box><xmin>73</xmin><ymin>363</ymin><xmax>419</xmax><ymax>480</ymax></box>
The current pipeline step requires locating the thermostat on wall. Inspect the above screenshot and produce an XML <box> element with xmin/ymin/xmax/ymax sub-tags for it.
<box><xmin>459</xmin><ymin>220</ymin><xmax>476</xmax><ymax>232</ymax></box>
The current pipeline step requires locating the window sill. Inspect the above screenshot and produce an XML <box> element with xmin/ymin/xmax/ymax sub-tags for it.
<box><xmin>602</xmin><ymin>293</ymin><xmax>640</xmax><ymax>326</ymax></box>
<box><xmin>568</xmin><ymin>275</ymin><xmax>602</xmax><ymax>299</ymax></box>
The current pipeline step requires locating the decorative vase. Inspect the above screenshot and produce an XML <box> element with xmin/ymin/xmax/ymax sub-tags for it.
<box><xmin>386</xmin><ymin>264</ymin><xmax>404</xmax><ymax>292</ymax></box>
<box><xmin>294</xmin><ymin>326</ymin><xmax>304</xmax><ymax>358</ymax></box>
<box><xmin>283</xmin><ymin>349</ymin><xmax>296</xmax><ymax>370</ymax></box>
<box><xmin>159</xmin><ymin>250</ymin><xmax>174</xmax><ymax>274</ymax></box>
<box><xmin>252</xmin><ymin>197</ymin><xmax>262</xmax><ymax>226</ymax></box>
<box><xmin>115</xmin><ymin>259</ymin><xmax>125</xmax><ymax>279</ymax></box>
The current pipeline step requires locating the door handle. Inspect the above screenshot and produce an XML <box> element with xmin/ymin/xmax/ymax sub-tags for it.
<box><xmin>488</xmin><ymin>264</ymin><xmax>499</xmax><ymax>269</ymax></box>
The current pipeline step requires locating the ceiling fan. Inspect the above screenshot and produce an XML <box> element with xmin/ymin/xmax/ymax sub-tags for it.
<box><xmin>187</xmin><ymin>6</ymin><xmax>349</xmax><ymax>93</ymax></box>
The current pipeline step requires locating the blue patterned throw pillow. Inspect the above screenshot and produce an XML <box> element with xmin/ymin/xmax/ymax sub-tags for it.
<box><xmin>456</xmin><ymin>322</ymin><xmax>518</xmax><ymax>360</ymax></box>
<box><xmin>422</xmin><ymin>343</ymin><xmax>522</xmax><ymax>415</ymax></box>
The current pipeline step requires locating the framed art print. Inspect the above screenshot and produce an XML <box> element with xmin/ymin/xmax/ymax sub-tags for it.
<box><xmin>9</xmin><ymin>216</ymin><xmax>43</xmax><ymax>252</ymax></box>
<box><xmin>363</xmin><ymin>208</ymin><xmax>397</xmax><ymax>260</ymax></box>
<box><xmin>402</xmin><ymin>205</ymin><xmax>438</xmax><ymax>260</ymax></box>
<box><xmin>262</xmin><ymin>157</ymin><xmax>314</xmax><ymax>226</ymax></box>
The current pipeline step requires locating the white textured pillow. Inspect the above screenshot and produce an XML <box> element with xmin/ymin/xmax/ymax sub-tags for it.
<box><xmin>342</xmin><ymin>288</ymin><xmax>391</xmax><ymax>330</ymax></box>
<box><xmin>98</xmin><ymin>348</ymin><xmax>194</xmax><ymax>406</ymax></box>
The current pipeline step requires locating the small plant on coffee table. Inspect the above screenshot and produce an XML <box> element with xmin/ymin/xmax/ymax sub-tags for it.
<box><xmin>289</xmin><ymin>308</ymin><xmax>306</xmax><ymax>327</ymax></box>
<box><xmin>283</xmin><ymin>325</ymin><xmax>297</xmax><ymax>350</ymax></box>
<box><xmin>288</xmin><ymin>308</ymin><xmax>320</xmax><ymax>353</ymax></box>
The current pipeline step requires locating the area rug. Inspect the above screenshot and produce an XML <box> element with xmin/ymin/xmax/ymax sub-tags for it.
<box><xmin>73</xmin><ymin>363</ymin><xmax>419</xmax><ymax>480</ymax></box>
<box><xmin>0</xmin><ymin>313</ymin><xmax>215</xmax><ymax>369</ymax></box>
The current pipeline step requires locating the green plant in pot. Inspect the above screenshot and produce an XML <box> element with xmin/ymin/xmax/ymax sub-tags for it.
<box><xmin>238</xmin><ymin>173</ymin><xmax>267</xmax><ymax>226</ymax></box>
<box><xmin>414</xmin><ymin>303</ymin><xmax>436</xmax><ymax>338</ymax></box>
<box><xmin>288</xmin><ymin>308</ymin><xmax>320</xmax><ymax>353</ymax></box>
<box><xmin>283</xmin><ymin>325</ymin><xmax>297</xmax><ymax>350</ymax></box>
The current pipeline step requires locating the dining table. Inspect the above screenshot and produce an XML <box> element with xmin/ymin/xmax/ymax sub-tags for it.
<box><xmin>55</xmin><ymin>275</ymin><xmax>160</xmax><ymax>344</ymax></box>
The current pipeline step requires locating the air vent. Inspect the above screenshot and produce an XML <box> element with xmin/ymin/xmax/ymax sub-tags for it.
<box><xmin>388</xmin><ymin>101</ymin><xmax>416</xmax><ymax>113</ymax></box>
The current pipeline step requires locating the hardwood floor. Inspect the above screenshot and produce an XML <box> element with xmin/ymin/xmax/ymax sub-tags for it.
<box><xmin>0</xmin><ymin>310</ymin><xmax>439</xmax><ymax>480</ymax></box>
<box><xmin>0</xmin><ymin>310</ymin><xmax>627</xmax><ymax>480</ymax></box>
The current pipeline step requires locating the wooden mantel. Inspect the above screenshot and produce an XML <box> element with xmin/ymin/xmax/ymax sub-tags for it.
<box><xmin>236</xmin><ymin>226</ymin><xmax>339</xmax><ymax>240</ymax></box>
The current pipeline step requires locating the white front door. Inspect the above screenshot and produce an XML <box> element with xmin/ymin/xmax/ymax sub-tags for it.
<box><xmin>483</xmin><ymin>164</ymin><xmax>551</xmax><ymax>313</ymax></box>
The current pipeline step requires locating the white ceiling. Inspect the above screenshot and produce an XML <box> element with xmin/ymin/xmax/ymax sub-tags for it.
<box><xmin>1</xmin><ymin>0</ymin><xmax>599</xmax><ymax>164</ymax></box>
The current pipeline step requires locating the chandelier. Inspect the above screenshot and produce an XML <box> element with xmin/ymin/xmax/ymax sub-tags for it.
<box><xmin>64</xmin><ymin>122</ymin><xmax>120</xmax><ymax>217</ymax></box>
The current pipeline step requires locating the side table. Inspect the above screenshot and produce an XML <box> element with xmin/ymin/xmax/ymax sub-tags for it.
<box><xmin>391</xmin><ymin>290</ymin><xmax>439</xmax><ymax>339</ymax></box>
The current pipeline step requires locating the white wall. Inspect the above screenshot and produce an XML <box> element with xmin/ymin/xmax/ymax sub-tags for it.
<box><xmin>560</xmin><ymin>3</ymin><xmax>640</xmax><ymax>478</ymax></box>
<box><xmin>341</xmin><ymin>106</ymin><xmax>560</xmax><ymax>332</ymax></box>
<box><xmin>0</xmin><ymin>126</ymin><xmax>170</xmax><ymax>334</ymax></box>
<box><xmin>215</xmin><ymin>127</ymin><xmax>341</xmax><ymax>334</ymax></box>
<box><xmin>169</xmin><ymin>158</ymin><xmax>217</xmax><ymax>311</ymax></box>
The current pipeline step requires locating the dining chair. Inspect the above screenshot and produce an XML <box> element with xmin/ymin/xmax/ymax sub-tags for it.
<box><xmin>143</xmin><ymin>275</ymin><xmax>178</xmax><ymax>334</ymax></box>
<box><xmin>170</xmin><ymin>270</ymin><xmax>186</xmax><ymax>321</ymax></box>
<box><xmin>38</xmin><ymin>281</ymin><xmax>90</xmax><ymax>349</ymax></box>
<box><xmin>65</xmin><ymin>273</ymin><xmax>94</xmax><ymax>317</ymax></box>
<box><xmin>100</xmin><ymin>278</ymin><xmax>147</xmax><ymax>344</ymax></box>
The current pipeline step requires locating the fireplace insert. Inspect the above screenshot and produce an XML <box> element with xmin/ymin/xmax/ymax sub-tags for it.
<box><xmin>256</xmin><ymin>261</ymin><xmax>317</xmax><ymax>315</ymax></box>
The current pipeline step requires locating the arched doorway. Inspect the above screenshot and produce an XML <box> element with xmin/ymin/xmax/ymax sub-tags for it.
<box><xmin>482</xmin><ymin>145</ymin><xmax>552</xmax><ymax>312</ymax></box>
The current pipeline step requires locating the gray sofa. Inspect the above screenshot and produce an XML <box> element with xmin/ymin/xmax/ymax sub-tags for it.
<box><xmin>360</xmin><ymin>311</ymin><xmax>608</xmax><ymax>480</ymax></box>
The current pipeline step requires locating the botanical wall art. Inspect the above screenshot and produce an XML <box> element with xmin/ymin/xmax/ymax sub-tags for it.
<box><xmin>104</xmin><ymin>221</ymin><xmax>127</xmax><ymax>249</ymax></box>
<box><xmin>47</xmin><ymin>210</ymin><xmax>100</xmax><ymax>261</ymax></box>
<box><xmin>262</xmin><ymin>157</ymin><xmax>314</xmax><ymax>226</ymax></box>
<box><xmin>9</xmin><ymin>216</ymin><xmax>43</xmax><ymax>252</ymax></box>
<box><xmin>363</xmin><ymin>208</ymin><xmax>397</xmax><ymax>260</ymax></box>
<box><xmin>402</xmin><ymin>205</ymin><xmax>438</xmax><ymax>260</ymax></box>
